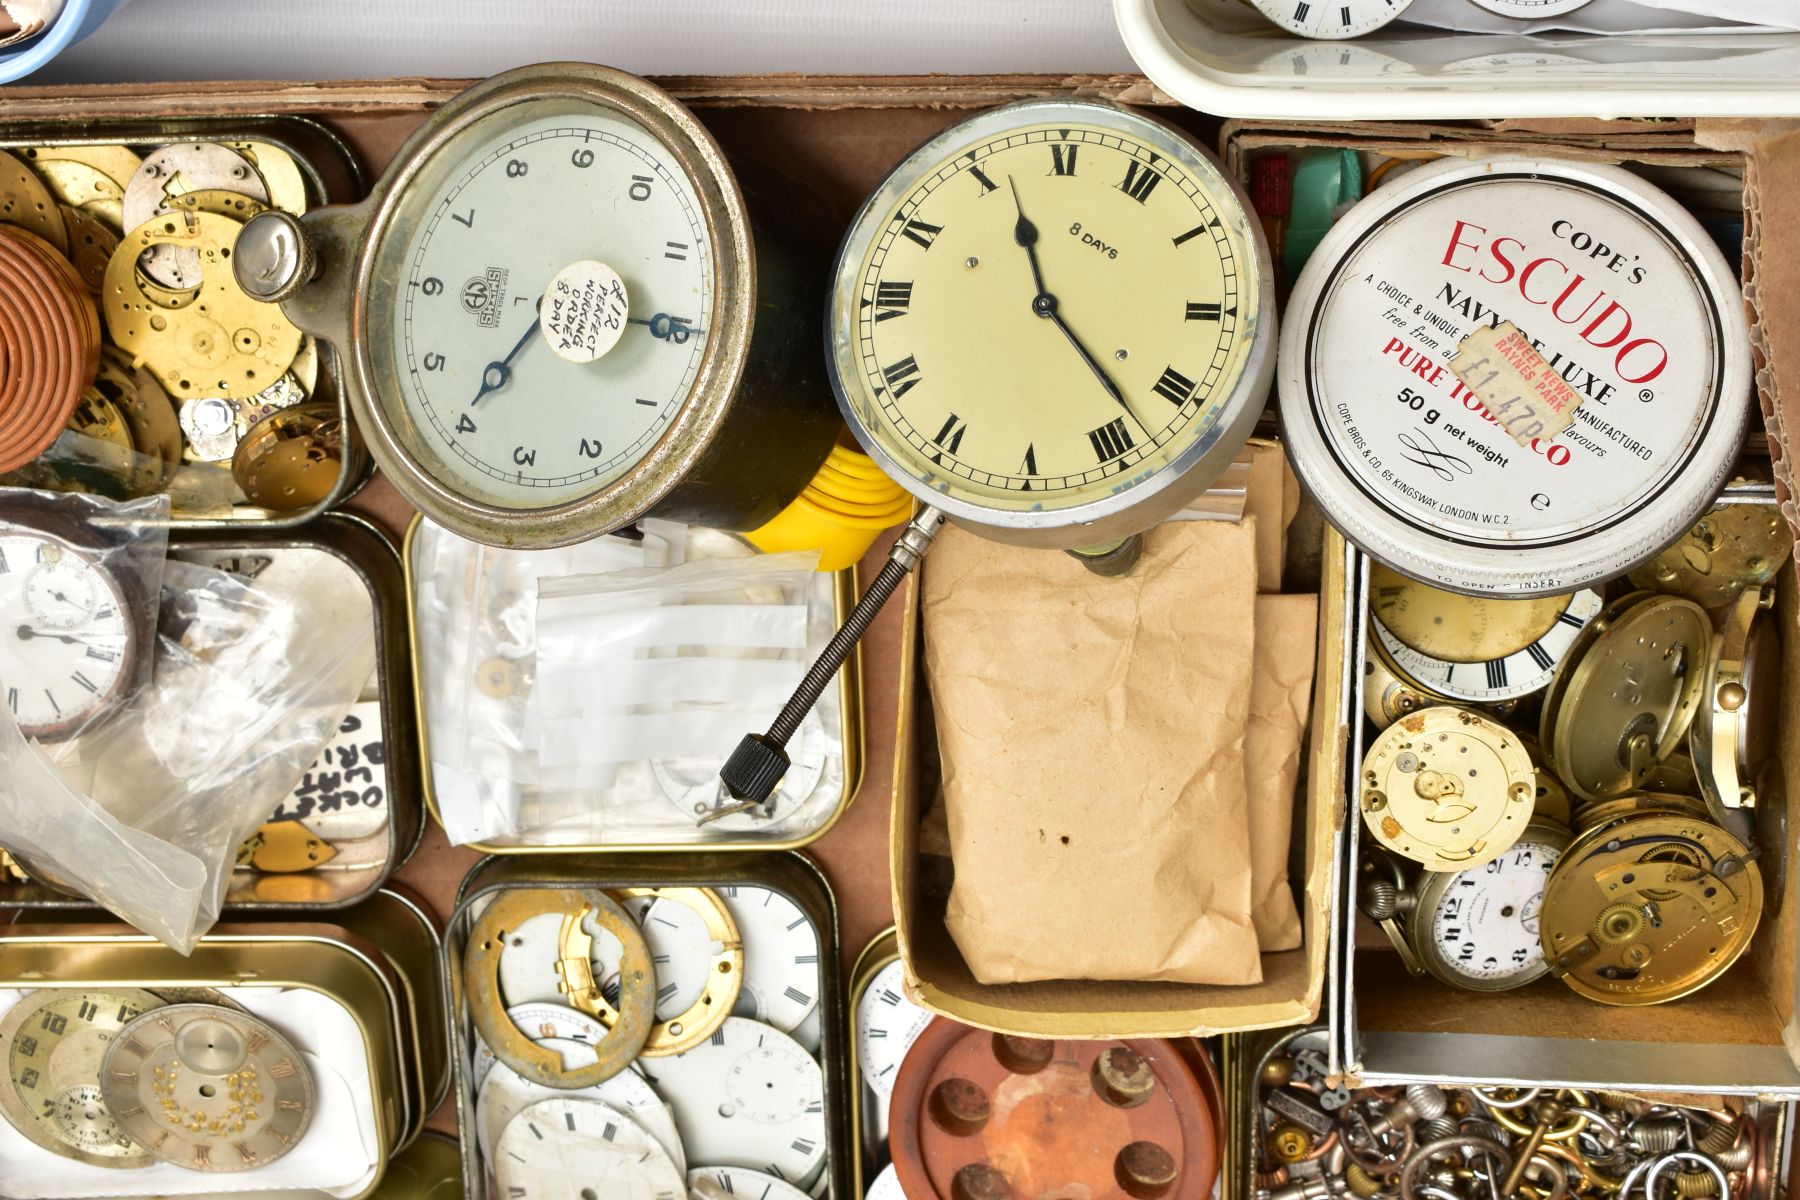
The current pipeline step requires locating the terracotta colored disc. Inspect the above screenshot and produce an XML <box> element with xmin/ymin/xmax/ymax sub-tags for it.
<box><xmin>890</xmin><ymin>1022</ymin><xmax>1217</xmax><ymax>1200</ymax></box>
<box><xmin>0</xmin><ymin>225</ymin><xmax>101</xmax><ymax>474</ymax></box>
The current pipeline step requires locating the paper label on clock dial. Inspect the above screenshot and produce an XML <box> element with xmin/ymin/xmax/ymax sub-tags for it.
<box><xmin>542</xmin><ymin>260</ymin><xmax>629</xmax><ymax>364</ymax></box>
<box><xmin>1302</xmin><ymin>169</ymin><xmax>1733</xmax><ymax>551</ymax></box>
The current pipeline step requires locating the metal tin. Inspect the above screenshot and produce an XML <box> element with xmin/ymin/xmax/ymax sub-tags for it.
<box><xmin>0</xmin><ymin>512</ymin><xmax>422</xmax><ymax>911</ymax></box>
<box><xmin>260</xmin><ymin>63</ymin><xmax>838</xmax><ymax>551</ymax></box>
<box><xmin>322</xmin><ymin>885</ymin><xmax>453</xmax><ymax>1150</ymax></box>
<box><xmin>848</xmin><ymin>926</ymin><xmax>903</xmax><ymax>1195</ymax></box>
<box><xmin>0</xmin><ymin>115</ymin><xmax>365</xmax><ymax>529</ymax></box>
<box><xmin>372</xmin><ymin>1130</ymin><xmax>464</xmax><ymax>1200</ymax></box>
<box><xmin>1279</xmin><ymin>155</ymin><xmax>1751</xmax><ymax>597</ymax></box>
<box><xmin>0</xmin><ymin>920</ymin><xmax>414</xmax><ymax>1196</ymax></box>
<box><xmin>1338</xmin><ymin>486</ymin><xmax>1800</xmax><ymax>1091</ymax></box>
<box><xmin>401</xmin><ymin>512</ymin><xmax>865</xmax><ymax>854</ymax></box>
<box><xmin>444</xmin><ymin>851</ymin><xmax>852</xmax><ymax>1200</ymax></box>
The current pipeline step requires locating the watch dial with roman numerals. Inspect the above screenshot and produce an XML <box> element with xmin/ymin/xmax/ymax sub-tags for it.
<box><xmin>1370</xmin><ymin>563</ymin><xmax>1603</xmax><ymax>703</ymax></box>
<box><xmin>0</xmin><ymin>531</ymin><xmax>137</xmax><ymax>741</ymax></box>
<box><xmin>720</xmin><ymin>885</ymin><xmax>822</xmax><ymax>1035</ymax></box>
<box><xmin>834</xmin><ymin>100</ymin><xmax>1267</xmax><ymax>533</ymax></box>
<box><xmin>495</xmin><ymin>1096</ymin><xmax>686</xmax><ymax>1200</ymax></box>
<box><xmin>1251</xmin><ymin>0</ymin><xmax>1417</xmax><ymax>38</ymax></box>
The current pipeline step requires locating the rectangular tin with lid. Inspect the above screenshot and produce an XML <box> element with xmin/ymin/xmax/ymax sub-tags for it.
<box><xmin>402</xmin><ymin>512</ymin><xmax>865</xmax><ymax>854</ymax></box>
<box><xmin>443</xmin><ymin>850</ymin><xmax>854</xmax><ymax>1200</ymax></box>
<box><xmin>0</xmin><ymin>912</ymin><xmax>427</xmax><ymax>1197</ymax></box>
<box><xmin>0</xmin><ymin>114</ymin><xmax>363</xmax><ymax>528</ymax></box>
<box><xmin>0</xmin><ymin>512</ymin><xmax>422</xmax><ymax>911</ymax></box>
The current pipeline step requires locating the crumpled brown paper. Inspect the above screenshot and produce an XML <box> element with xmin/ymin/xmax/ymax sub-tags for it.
<box><xmin>924</xmin><ymin>518</ymin><xmax>1265</xmax><ymax>986</ymax></box>
<box><xmin>1246</xmin><ymin>593</ymin><xmax>1318</xmax><ymax>951</ymax></box>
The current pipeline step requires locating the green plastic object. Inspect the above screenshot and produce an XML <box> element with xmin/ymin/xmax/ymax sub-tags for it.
<box><xmin>1284</xmin><ymin>149</ymin><xmax>1364</xmax><ymax>284</ymax></box>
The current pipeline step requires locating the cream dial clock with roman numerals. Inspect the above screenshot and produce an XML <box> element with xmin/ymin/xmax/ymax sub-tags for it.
<box><xmin>1250</xmin><ymin>0</ymin><xmax>1418</xmax><ymax>38</ymax></box>
<box><xmin>832</xmin><ymin>98</ymin><xmax>1273</xmax><ymax>551</ymax></box>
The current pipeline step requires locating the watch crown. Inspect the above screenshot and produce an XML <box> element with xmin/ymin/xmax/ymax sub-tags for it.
<box><xmin>234</xmin><ymin>210</ymin><xmax>315</xmax><ymax>304</ymax></box>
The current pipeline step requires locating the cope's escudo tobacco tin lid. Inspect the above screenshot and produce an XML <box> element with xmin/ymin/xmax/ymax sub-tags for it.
<box><xmin>1279</xmin><ymin>155</ymin><xmax>1750</xmax><ymax>596</ymax></box>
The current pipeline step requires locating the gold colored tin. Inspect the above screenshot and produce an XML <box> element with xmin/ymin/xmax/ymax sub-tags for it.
<box><xmin>325</xmin><ymin>885</ymin><xmax>453</xmax><ymax>1150</ymax></box>
<box><xmin>0</xmin><ymin>920</ymin><xmax>415</xmax><ymax>1197</ymax></box>
<box><xmin>444</xmin><ymin>851</ymin><xmax>853</xmax><ymax>1199</ymax></box>
<box><xmin>402</xmin><ymin>512</ymin><xmax>866</xmax><ymax>854</ymax></box>
<box><xmin>0</xmin><ymin>117</ymin><xmax>364</xmax><ymax>529</ymax></box>
<box><xmin>372</xmin><ymin>1131</ymin><xmax>464</xmax><ymax>1200</ymax></box>
<box><xmin>0</xmin><ymin>513</ymin><xmax>422</xmax><ymax>912</ymax></box>
<box><xmin>847</xmin><ymin>925</ymin><xmax>903</xmax><ymax>1196</ymax></box>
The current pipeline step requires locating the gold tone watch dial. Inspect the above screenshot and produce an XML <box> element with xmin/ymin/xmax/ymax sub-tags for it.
<box><xmin>1540</xmin><ymin>813</ymin><xmax>1761</xmax><ymax>1005</ymax></box>
<box><xmin>99</xmin><ymin>1004</ymin><xmax>314</xmax><ymax>1172</ymax></box>
<box><xmin>1359</xmin><ymin>706</ymin><xmax>1537</xmax><ymax>872</ymax></box>
<box><xmin>1369</xmin><ymin>564</ymin><xmax>1569</xmax><ymax>663</ymax></box>
<box><xmin>849</xmin><ymin>120</ymin><xmax>1257</xmax><ymax>514</ymax></box>
<box><xmin>0</xmin><ymin>988</ymin><xmax>164</xmax><ymax>1168</ymax></box>
<box><xmin>1627</xmin><ymin>501</ymin><xmax>1794</xmax><ymax>611</ymax></box>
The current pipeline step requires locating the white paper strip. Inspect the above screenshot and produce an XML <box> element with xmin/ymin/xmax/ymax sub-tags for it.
<box><xmin>534</xmin><ymin>656</ymin><xmax>805</xmax><ymax>713</ymax></box>
<box><xmin>536</xmin><ymin>602</ymin><xmax>808</xmax><ymax>655</ymax></box>
<box><xmin>537</xmin><ymin>709</ymin><xmax>775</xmax><ymax>767</ymax></box>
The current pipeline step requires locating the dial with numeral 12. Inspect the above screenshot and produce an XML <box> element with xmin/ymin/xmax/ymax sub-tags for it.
<box><xmin>638</xmin><ymin>1017</ymin><xmax>825</xmax><ymax>1185</ymax></box>
<box><xmin>1250</xmin><ymin>0</ymin><xmax>1417</xmax><ymax>38</ymax></box>
<box><xmin>0</xmin><ymin>530</ymin><xmax>138</xmax><ymax>740</ymax></box>
<box><xmin>831</xmin><ymin>98</ymin><xmax>1274</xmax><ymax>551</ymax></box>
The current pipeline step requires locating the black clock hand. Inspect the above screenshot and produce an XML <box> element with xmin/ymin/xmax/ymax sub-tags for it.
<box><xmin>1008</xmin><ymin>177</ymin><xmax>1154</xmax><ymax>437</ymax></box>
<box><xmin>471</xmin><ymin>312</ymin><xmax>542</xmax><ymax>407</ymax></box>
<box><xmin>15</xmin><ymin>626</ymin><xmax>106</xmax><ymax>646</ymax></box>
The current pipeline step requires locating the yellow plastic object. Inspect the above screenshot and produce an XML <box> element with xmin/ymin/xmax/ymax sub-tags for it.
<box><xmin>746</xmin><ymin>441</ymin><xmax>911</xmax><ymax>571</ymax></box>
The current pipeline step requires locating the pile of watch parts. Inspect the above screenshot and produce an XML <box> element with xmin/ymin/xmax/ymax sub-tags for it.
<box><xmin>852</xmin><ymin>946</ymin><xmax>1220</xmax><ymax>1200</ymax></box>
<box><xmin>0</xmin><ymin>990</ymin><xmax>316</xmax><ymax>1175</ymax></box>
<box><xmin>1355</xmin><ymin>494</ymin><xmax>1791</xmax><ymax>1005</ymax></box>
<box><xmin>0</xmin><ymin>140</ymin><xmax>352</xmax><ymax>512</ymax></box>
<box><xmin>460</xmin><ymin>885</ymin><xmax>830</xmax><ymax>1199</ymax></box>
<box><xmin>1254</xmin><ymin>1036</ymin><xmax>1776</xmax><ymax>1200</ymax></box>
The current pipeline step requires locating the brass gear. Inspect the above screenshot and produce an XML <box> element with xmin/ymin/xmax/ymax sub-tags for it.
<box><xmin>1594</xmin><ymin>903</ymin><xmax>1644</xmax><ymax>945</ymax></box>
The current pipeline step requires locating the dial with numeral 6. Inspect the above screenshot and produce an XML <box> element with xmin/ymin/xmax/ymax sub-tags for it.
<box><xmin>1250</xmin><ymin>0</ymin><xmax>1418</xmax><ymax>38</ymax></box>
<box><xmin>242</xmin><ymin>63</ymin><xmax>840</xmax><ymax>550</ymax></box>
<box><xmin>0</xmin><ymin>529</ymin><xmax>139</xmax><ymax>741</ymax></box>
<box><xmin>832</xmin><ymin>98</ymin><xmax>1274</xmax><ymax>550</ymax></box>
<box><xmin>1412</xmin><ymin>821</ymin><xmax>1571</xmax><ymax>991</ymax></box>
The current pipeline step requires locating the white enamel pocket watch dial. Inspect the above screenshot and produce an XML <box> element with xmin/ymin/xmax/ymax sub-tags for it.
<box><xmin>496</xmin><ymin>1096</ymin><xmax>685</xmax><ymax>1200</ymax></box>
<box><xmin>720</xmin><ymin>885</ymin><xmax>822</xmax><ymax>1034</ymax></box>
<box><xmin>1249</xmin><ymin>0</ymin><xmax>1417</xmax><ymax>39</ymax></box>
<box><xmin>1369</xmin><ymin>564</ymin><xmax>1603</xmax><ymax>704</ymax></box>
<box><xmin>0</xmin><ymin>530</ymin><xmax>139</xmax><ymax>740</ymax></box>
<box><xmin>855</xmin><ymin>960</ymin><xmax>932</xmax><ymax>1101</ymax></box>
<box><xmin>0</xmin><ymin>988</ymin><xmax>163</xmax><ymax>1167</ymax></box>
<box><xmin>476</xmin><ymin>1037</ymin><xmax>684</xmax><ymax>1171</ymax></box>
<box><xmin>691</xmin><ymin>1166</ymin><xmax>814</xmax><ymax>1200</ymax></box>
<box><xmin>639</xmin><ymin>1017</ymin><xmax>825</xmax><ymax>1184</ymax></box>
<box><xmin>833</xmin><ymin>99</ymin><xmax>1273</xmax><ymax>552</ymax></box>
<box><xmin>1467</xmin><ymin>0</ymin><xmax>1594</xmax><ymax>15</ymax></box>
<box><xmin>867</xmin><ymin>1162</ymin><xmax>910</xmax><ymax>1200</ymax></box>
<box><xmin>1414</xmin><ymin>822</ymin><xmax>1570</xmax><ymax>990</ymax></box>
<box><xmin>240</xmin><ymin>64</ymin><xmax>839</xmax><ymax>550</ymax></box>
<box><xmin>471</xmin><ymin>1001</ymin><xmax>615</xmax><ymax>1089</ymax></box>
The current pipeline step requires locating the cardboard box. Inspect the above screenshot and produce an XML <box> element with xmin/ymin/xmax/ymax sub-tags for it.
<box><xmin>1220</xmin><ymin>118</ymin><xmax>1800</xmax><ymax>1090</ymax></box>
<box><xmin>889</xmin><ymin>525</ymin><xmax>1352</xmax><ymax>1039</ymax></box>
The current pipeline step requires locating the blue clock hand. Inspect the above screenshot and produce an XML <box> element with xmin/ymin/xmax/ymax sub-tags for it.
<box><xmin>471</xmin><ymin>313</ymin><xmax>542</xmax><ymax>406</ymax></box>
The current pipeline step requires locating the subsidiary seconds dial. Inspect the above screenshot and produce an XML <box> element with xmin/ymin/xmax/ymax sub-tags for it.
<box><xmin>833</xmin><ymin>99</ymin><xmax>1272</xmax><ymax>547</ymax></box>
<box><xmin>392</xmin><ymin>113</ymin><xmax>713</xmax><ymax>511</ymax></box>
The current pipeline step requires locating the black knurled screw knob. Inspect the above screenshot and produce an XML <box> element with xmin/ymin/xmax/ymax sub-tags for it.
<box><xmin>721</xmin><ymin>733</ymin><xmax>791</xmax><ymax>804</ymax></box>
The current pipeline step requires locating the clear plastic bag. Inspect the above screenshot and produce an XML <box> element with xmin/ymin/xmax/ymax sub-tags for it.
<box><xmin>0</xmin><ymin>554</ymin><xmax>374</xmax><ymax>952</ymax></box>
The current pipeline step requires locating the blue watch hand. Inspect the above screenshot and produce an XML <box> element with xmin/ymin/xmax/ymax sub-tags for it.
<box><xmin>471</xmin><ymin>314</ymin><xmax>542</xmax><ymax>406</ymax></box>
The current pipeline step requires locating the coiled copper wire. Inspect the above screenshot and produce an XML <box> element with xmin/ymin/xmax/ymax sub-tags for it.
<box><xmin>0</xmin><ymin>224</ymin><xmax>100</xmax><ymax>473</ymax></box>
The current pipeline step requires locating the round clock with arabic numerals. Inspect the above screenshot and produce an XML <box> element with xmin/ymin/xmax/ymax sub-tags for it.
<box><xmin>237</xmin><ymin>62</ymin><xmax>839</xmax><ymax>550</ymax></box>
<box><xmin>832</xmin><ymin>98</ymin><xmax>1275</xmax><ymax>552</ymax></box>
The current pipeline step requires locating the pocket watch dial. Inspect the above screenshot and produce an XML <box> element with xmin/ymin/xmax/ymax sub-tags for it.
<box><xmin>0</xmin><ymin>988</ymin><xmax>163</xmax><ymax>1168</ymax></box>
<box><xmin>855</xmin><ymin>960</ymin><xmax>933</xmax><ymax>1101</ymax></box>
<box><xmin>496</xmin><ymin>1096</ymin><xmax>686</xmax><ymax>1200</ymax></box>
<box><xmin>691</xmin><ymin>1165</ymin><xmax>814</xmax><ymax>1200</ymax></box>
<box><xmin>720</xmin><ymin>885</ymin><xmax>822</xmax><ymax>1034</ymax></box>
<box><xmin>0</xmin><ymin>533</ymin><xmax>135</xmax><ymax>739</ymax></box>
<box><xmin>370</xmin><ymin>100</ymin><xmax>714</xmax><ymax>512</ymax></box>
<box><xmin>1423</xmin><ymin>834</ymin><xmax>1564</xmax><ymax>989</ymax></box>
<box><xmin>1249</xmin><ymin>0</ymin><xmax>1417</xmax><ymax>38</ymax></box>
<box><xmin>836</xmin><ymin>102</ymin><xmax>1268</xmax><ymax>533</ymax></box>
<box><xmin>476</xmin><ymin>1037</ymin><xmax>684</xmax><ymax>1171</ymax></box>
<box><xmin>1369</xmin><ymin>565</ymin><xmax>1603</xmax><ymax>703</ymax></box>
<box><xmin>638</xmin><ymin>1017</ymin><xmax>826</xmax><ymax>1184</ymax></box>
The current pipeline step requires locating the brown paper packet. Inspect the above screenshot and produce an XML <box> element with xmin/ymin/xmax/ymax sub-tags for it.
<box><xmin>925</xmin><ymin>519</ymin><xmax>1264</xmax><ymax>986</ymax></box>
<box><xmin>1244</xmin><ymin>439</ymin><xmax>1292</xmax><ymax>590</ymax></box>
<box><xmin>1246</xmin><ymin>593</ymin><xmax>1318</xmax><ymax>951</ymax></box>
